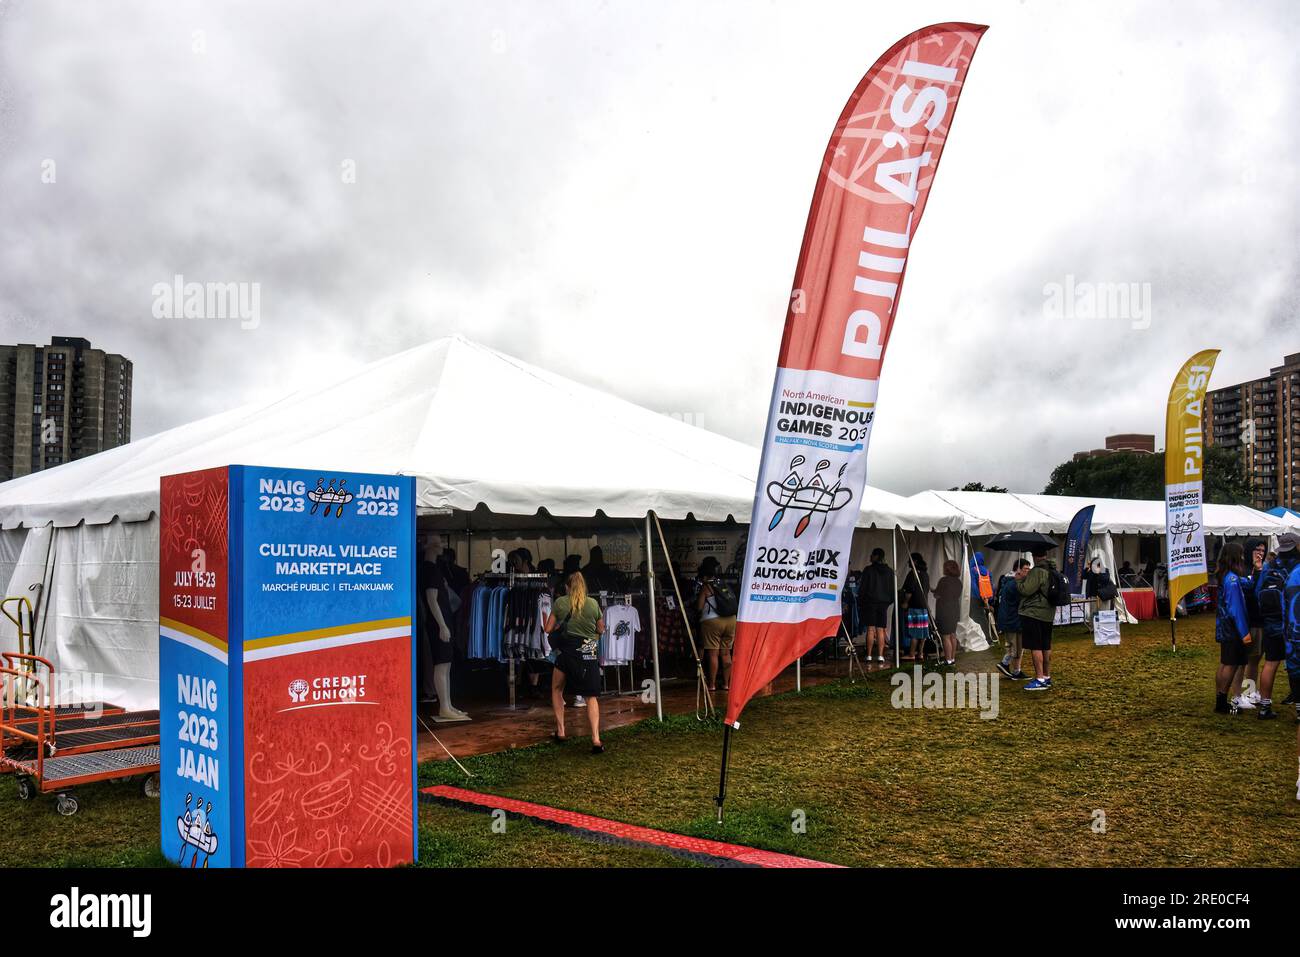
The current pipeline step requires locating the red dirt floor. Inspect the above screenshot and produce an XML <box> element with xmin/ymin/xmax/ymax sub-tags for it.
<box><xmin>415</xmin><ymin>653</ymin><xmax>893</xmax><ymax>762</ymax></box>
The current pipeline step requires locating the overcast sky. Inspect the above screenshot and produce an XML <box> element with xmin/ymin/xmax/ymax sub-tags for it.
<box><xmin>1</xmin><ymin>0</ymin><xmax>1296</xmax><ymax>494</ymax></box>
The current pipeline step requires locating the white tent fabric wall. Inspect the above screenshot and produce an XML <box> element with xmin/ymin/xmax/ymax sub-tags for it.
<box><xmin>847</xmin><ymin>527</ymin><xmax>987</xmax><ymax>653</ymax></box>
<box><xmin>0</xmin><ymin>521</ymin><xmax>159</xmax><ymax>712</ymax></box>
<box><xmin>0</xmin><ymin>527</ymin><xmax>29</xmax><ymax>610</ymax></box>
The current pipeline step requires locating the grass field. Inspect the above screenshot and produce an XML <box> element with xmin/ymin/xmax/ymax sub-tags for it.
<box><xmin>2</xmin><ymin>614</ymin><xmax>1297</xmax><ymax>867</ymax></box>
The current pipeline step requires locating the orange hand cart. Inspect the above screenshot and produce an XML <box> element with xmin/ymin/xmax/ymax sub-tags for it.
<box><xmin>0</xmin><ymin>659</ymin><xmax>160</xmax><ymax>816</ymax></box>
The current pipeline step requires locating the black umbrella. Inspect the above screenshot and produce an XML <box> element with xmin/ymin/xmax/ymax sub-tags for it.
<box><xmin>983</xmin><ymin>531</ymin><xmax>1059</xmax><ymax>552</ymax></box>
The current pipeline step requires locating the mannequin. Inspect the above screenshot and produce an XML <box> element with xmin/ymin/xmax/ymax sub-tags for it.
<box><xmin>422</xmin><ymin>535</ymin><xmax>470</xmax><ymax>722</ymax></box>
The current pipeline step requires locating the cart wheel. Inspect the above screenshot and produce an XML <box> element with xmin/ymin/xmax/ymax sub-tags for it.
<box><xmin>142</xmin><ymin>773</ymin><xmax>160</xmax><ymax>799</ymax></box>
<box><xmin>56</xmin><ymin>794</ymin><xmax>79</xmax><ymax>817</ymax></box>
<box><xmin>15</xmin><ymin>777</ymin><xmax>34</xmax><ymax>801</ymax></box>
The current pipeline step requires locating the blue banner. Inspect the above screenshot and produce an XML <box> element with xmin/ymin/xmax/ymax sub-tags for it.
<box><xmin>1062</xmin><ymin>505</ymin><xmax>1095</xmax><ymax>594</ymax></box>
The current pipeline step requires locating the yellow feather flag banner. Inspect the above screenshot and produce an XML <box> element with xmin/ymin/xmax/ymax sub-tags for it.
<box><xmin>1164</xmin><ymin>349</ymin><xmax>1220</xmax><ymax>619</ymax></box>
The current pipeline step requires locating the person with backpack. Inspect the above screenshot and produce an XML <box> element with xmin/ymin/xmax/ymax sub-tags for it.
<box><xmin>858</xmin><ymin>548</ymin><xmax>895</xmax><ymax>664</ymax></box>
<box><xmin>696</xmin><ymin>556</ymin><xmax>738</xmax><ymax>692</ymax></box>
<box><xmin>1016</xmin><ymin>546</ymin><xmax>1064</xmax><ymax>691</ymax></box>
<box><xmin>996</xmin><ymin>559</ymin><xmax>1031</xmax><ymax>680</ymax></box>
<box><xmin>1213</xmin><ymin>542</ymin><xmax>1252</xmax><ymax>715</ymax></box>
<box><xmin>1256</xmin><ymin>533</ymin><xmax>1299</xmax><ymax>720</ymax></box>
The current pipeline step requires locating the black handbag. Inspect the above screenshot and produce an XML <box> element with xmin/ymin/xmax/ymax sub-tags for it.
<box><xmin>547</xmin><ymin>610</ymin><xmax>573</xmax><ymax>654</ymax></box>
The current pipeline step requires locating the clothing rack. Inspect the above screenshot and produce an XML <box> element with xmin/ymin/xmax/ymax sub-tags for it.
<box><xmin>472</xmin><ymin>572</ymin><xmax>553</xmax><ymax>710</ymax></box>
<box><xmin>596</xmin><ymin>589</ymin><xmax>648</xmax><ymax>697</ymax></box>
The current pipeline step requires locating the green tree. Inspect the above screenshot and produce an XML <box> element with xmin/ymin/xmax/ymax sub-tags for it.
<box><xmin>949</xmin><ymin>482</ymin><xmax>1009</xmax><ymax>493</ymax></box>
<box><xmin>1042</xmin><ymin>447</ymin><xmax>1251</xmax><ymax>505</ymax></box>
<box><xmin>1043</xmin><ymin>452</ymin><xmax>1161</xmax><ymax>500</ymax></box>
<box><xmin>1201</xmin><ymin>445</ymin><xmax>1251</xmax><ymax>505</ymax></box>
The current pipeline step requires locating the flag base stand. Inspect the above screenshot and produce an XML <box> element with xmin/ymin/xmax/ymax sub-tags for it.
<box><xmin>840</xmin><ymin>622</ymin><xmax>867</xmax><ymax>682</ymax></box>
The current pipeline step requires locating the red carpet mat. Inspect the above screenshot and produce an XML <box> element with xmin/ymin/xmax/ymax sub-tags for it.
<box><xmin>420</xmin><ymin>784</ymin><xmax>842</xmax><ymax>868</ymax></box>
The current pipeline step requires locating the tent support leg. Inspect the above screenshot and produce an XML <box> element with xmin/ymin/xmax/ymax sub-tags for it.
<box><xmin>840</xmin><ymin>620</ymin><xmax>866</xmax><ymax>682</ymax></box>
<box><xmin>892</xmin><ymin>526</ymin><xmax>901</xmax><ymax>670</ymax></box>
<box><xmin>651</xmin><ymin>512</ymin><xmax>713</xmax><ymax>719</ymax></box>
<box><xmin>645</xmin><ymin>512</ymin><xmax>663</xmax><ymax>722</ymax></box>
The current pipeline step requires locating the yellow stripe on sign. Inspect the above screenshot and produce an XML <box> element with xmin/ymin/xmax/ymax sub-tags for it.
<box><xmin>245</xmin><ymin>616</ymin><xmax>412</xmax><ymax>652</ymax></box>
<box><xmin>160</xmin><ymin>617</ymin><xmax>229</xmax><ymax>654</ymax></box>
<box><xmin>847</xmin><ymin>401</ymin><xmax>875</xmax><ymax>409</ymax></box>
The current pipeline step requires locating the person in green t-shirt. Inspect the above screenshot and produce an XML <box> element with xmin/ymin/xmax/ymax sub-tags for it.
<box><xmin>544</xmin><ymin>572</ymin><xmax>606</xmax><ymax>753</ymax></box>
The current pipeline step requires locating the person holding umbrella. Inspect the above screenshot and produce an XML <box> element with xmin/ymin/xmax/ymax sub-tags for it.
<box><xmin>1017</xmin><ymin>547</ymin><xmax>1059</xmax><ymax>691</ymax></box>
<box><xmin>980</xmin><ymin>532</ymin><xmax>1061</xmax><ymax>692</ymax></box>
<box><xmin>984</xmin><ymin>531</ymin><xmax>1058</xmax><ymax>688</ymax></box>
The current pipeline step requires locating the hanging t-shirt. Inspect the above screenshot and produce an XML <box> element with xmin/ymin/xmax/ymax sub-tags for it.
<box><xmin>602</xmin><ymin>604</ymin><xmax>641</xmax><ymax>664</ymax></box>
<box><xmin>534</xmin><ymin>592</ymin><xmax>553</xmax><ymax>654</ymax></box>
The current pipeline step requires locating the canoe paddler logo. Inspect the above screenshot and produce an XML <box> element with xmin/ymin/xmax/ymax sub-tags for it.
<box><xmin>308</xmin><ymin>477</ymin><xmax>354</xmax><ymax>518</ymax></box>
<box><xmin>1168</xmin><ymin>512</ymin><xmax>1201</xmax><ymax>544</ymax></box>
<box><xmin>177</xmin><ymin>792</ymin><xmax>219</xmax><ymax>868</ymax></box>
<box><xmin>766</xmin><ymin>455</ymin><xmax>853</xmax><ymax>538</ymax></box>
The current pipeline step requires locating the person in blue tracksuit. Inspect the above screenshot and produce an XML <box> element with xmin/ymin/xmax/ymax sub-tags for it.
<box><xmin>1278</xmin><ymin>534</ymin><xmax>1300</xmax><ymax>798</ymax></box>
<box><xmin>1214</xmin><ymin>542</ymin><xmax>1251</xmax><ymax>715</ymax></box>
<box><xmin>1253</xmin><ymin>536</ymin><xmax>1298</xmax><ymax>719</ymax></box>
<box><xmin>995</xmin><ymin>559</ymin><xmax>1030</xmax><ymax>680</ymax></box>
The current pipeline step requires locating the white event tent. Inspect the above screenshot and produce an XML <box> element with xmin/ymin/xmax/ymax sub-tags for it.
<box><xmin>905</xmin><ymin>489</ymin><xmax>1295</xmax><ymax>623</ymax></box>
<box><xmin>0</xmin><ymin>336</ymin><xmax>965</xmax><ymax>710</ymax></box>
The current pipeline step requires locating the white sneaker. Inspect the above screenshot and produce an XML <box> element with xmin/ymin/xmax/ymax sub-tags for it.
<box><xmin>876</xmin><ymin>655</ymin><xmax>886</xmax><ymax>663</ymax></box>
<box><xmin>1233</xmin><ymin>695</ymin><xmax>1256</xmax><ymax>710</ymax></box>
<box><xmin>573</xmin><ymin>696</ymin><xmax>587</xmax><ymax>708</ymax></box>
<box><xmin>1247</xmin><ymin>690</ymin><xmax>1261</xmax><ymax>706</ymax></box>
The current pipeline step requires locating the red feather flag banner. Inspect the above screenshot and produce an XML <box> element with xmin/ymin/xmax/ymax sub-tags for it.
<box><xmin>722</xmin><ymin>23</ymin><xmax>987</xmax><ymax>748</ymax></box>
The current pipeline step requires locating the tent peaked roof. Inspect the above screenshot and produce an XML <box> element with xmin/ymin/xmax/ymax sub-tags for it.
<box><xmin>909</xmin><ymin>489</ymin><xmax>1289</xmax><ymax>537</ymax></box>
<box><xmin>0</xmin><ymin>336</ymin><xmax>962</xmax><ymax>531</ymax></box>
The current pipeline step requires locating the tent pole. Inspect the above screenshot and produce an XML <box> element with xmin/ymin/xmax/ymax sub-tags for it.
<box><xmin>892</xmin><ymin>526</ymin><xmax>901</xmax><ymax>670</ymax></box>
<box><xmin>796</xmin><ymin>657</ymin><xmax>801</xmax><ymax>692</ymax></box>
<box><xmin>645</xmin><ymin>512</ymin><xmax>663</xmax><ymax>721</ymax></box>
<box><xmin>651</xmin><ymin>513</ymin><xmax>713</xmax><ymax>718</ymax></box>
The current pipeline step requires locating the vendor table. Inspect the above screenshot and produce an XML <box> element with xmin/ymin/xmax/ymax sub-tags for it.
<box><xmin>1121</xmin><ymin>588</ymin><xmax>1156</xmax><ymax>621</ymax></box>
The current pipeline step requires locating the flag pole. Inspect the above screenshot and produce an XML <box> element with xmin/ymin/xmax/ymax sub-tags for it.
<box><xmin>716</xmin><ymin>724</ymin><xmax>733</xmax><ymax>823</ymax></box>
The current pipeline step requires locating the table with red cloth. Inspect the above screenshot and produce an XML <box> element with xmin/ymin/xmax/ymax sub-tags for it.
<box><xmin>1122</xmin><ymin>588</ymin><xmax>1156</xmax><ymax>620</ymax></box>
